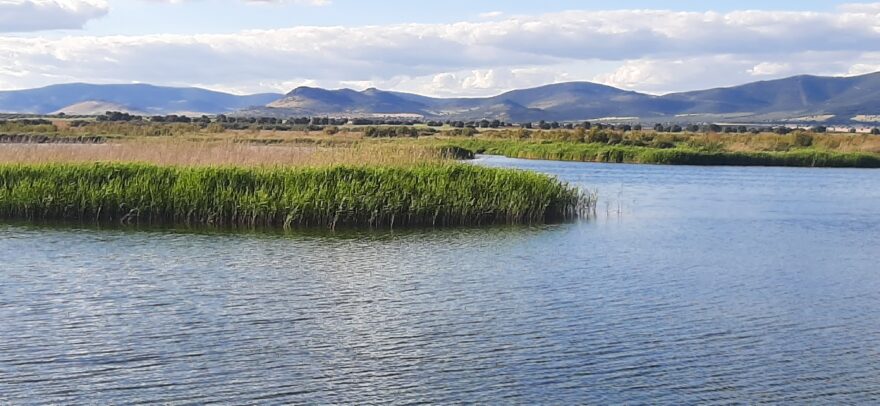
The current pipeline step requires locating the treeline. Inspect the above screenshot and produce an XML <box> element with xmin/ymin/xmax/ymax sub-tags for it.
<box><xmin>650</xmin><ymin>123</ymin><xmax>880</xmax><ymax>135</ymax></box>
<box><xmin>4</xmin><ymin>111</ymin><xmax>880</xmax><ymax>137</ymax></box>
<box><xmin>96</xmin><ymin>111</ymin><xmax>512</xmax><ymax>128</ymax></box>
<box><xmin>18</xmin><ymin>111</ymin><xmax>880</xmax><ymax>136</ymax></box>
<box><xmin>363</xmin><ymin>126</ymin><xmax>439</xmax><ymax>138</ymax></box>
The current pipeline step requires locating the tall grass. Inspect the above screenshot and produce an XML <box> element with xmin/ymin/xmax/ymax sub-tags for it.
<box><xmin>444</xmin><ymin>139</ymin><xmax>880</xmax><ymax>168</ymax></box>
<box><xmin>0</xmin><ymin>163</ymin><xmax>588</xmax><ymax>228</ymax></box>
<box><xmin>0</xmin><ymin>139</ymin><xmax>454</xmax><ymax>168</ymax></box>
<box><xmin>477</xmin><ymin>129</ymin><xmax>880</xmax><ymax>154</ymax></box>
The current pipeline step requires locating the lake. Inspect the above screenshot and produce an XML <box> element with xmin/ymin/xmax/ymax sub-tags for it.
<box><xmin>2</xmin><ymin>156</ymin><xmax>879</xmax><ymax>404</ymax></box>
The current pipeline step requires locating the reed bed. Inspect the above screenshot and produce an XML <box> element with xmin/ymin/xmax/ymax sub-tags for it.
<box><xmin>0</xmin><ymin>139</ymin><xmax>452</xmax><ymax>168</ymax></box>
<box><xmin>445</xmin><ymin>139</ymin><xmax>880</xmax><ymax>168</ymax></box>
<box><xmin>479</xmin><ymin>129</ymin><xmax>880</xmax><ymax>154</ymax></box>
<box><xmin>0</xmin><ymin>163</ymin><xmax>588</xmax><ymax>228</ymax></box>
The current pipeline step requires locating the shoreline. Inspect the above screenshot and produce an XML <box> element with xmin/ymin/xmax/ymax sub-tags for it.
<box><xmin>445</xmin><ymin>139</ymin><xmax>880</xmax><ymax>168</ymax></box>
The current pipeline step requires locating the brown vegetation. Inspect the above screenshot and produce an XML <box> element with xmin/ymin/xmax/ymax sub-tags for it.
<box><xmin>0</xmin><ymin>138</ymin><xmax>449</xmax><ymax>167</ymax></box>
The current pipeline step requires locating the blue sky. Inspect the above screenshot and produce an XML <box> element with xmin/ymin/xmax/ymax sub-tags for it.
<box><xmin>1</xmin><ymin>1</ymin><xmax>880</xmax><ymax>95</ymax></box>
<box><xmin>84</xmin><ymin>0</ymin><xmax>875</xmax><ymax>35</ymax></box>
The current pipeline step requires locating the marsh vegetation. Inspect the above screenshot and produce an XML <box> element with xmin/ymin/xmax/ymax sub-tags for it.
<box><xmin>0</xmin><ymin>163</ymin><xmax>586</xmax><ymax>228</ymax></box>
<box><xmin>0</xmin><ymin>131</ymin><xmax>587</xmax><ymax>229</ymax></box>
<box><xmin>1</xmin><ymin>117</ymin><xmax>877</xmax><ymax>229</ymax></box>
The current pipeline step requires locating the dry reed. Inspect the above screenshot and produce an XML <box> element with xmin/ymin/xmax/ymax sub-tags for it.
<box><xmin>0</xmin><ymin>139</ymin><xmax>448</xmax><ymax>168</ymax></box>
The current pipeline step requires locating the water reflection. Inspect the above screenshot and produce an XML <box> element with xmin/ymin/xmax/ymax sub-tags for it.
<box><xmin>2</xmin><ymin>158</ymin><xmax>880</xmax><ymax>403</ymax></box>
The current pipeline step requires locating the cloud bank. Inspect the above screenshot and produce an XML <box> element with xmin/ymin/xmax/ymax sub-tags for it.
<box><xmin>145</xmin><ymin>0</ymin><xmax>331</xmax><ymax>5</ymax></box>
<box><xmin>2</xmin><ymin>4</ymin><xmax>880</xmax><ymax>94</ymax></box>
<box><xmin>0</xmin><ymin>0</ymin><xmax>108</xmax><ymax>32</ymax></box>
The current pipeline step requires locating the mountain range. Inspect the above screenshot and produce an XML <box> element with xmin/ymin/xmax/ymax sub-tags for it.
<box><xmin>2</xmin><ymin>72</ymin><xmax>880</xmax><ymax>124</ymax></box>
<box><xmin>0</xmin><ymin>83</ymin><xmax>281</xmax><ymax>116</ymax></box>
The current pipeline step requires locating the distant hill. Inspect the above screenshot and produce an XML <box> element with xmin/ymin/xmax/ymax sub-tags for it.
<box><xmin>252</xmin><ymin>72</ymin><xmax>880</xmax><ymax>123</ymax></box>
<box><xmin>664</xmin><ymin>72</ymin><xmax>880</xmax><ymax>119</ymax></box>
<box><xmin>3</xmin><ymin>73</ymin><xmax>880</xmax><ymax>123</ymax></box>
<box><xmin>268</xmin><ymin>86</ymin><xmax>432</xmax><ymax>115</ymax></box>
<box><xmin>258</xmin><ymin>82</ymin><xmax>686</xmax><ymax>121</ymax></box>
<box><xmin>0</xmin><ymin>83</ymin><xmax>281</xmax><ymax>115</ymax></box>
<box><xmin>52</xmin><ymin>101</ymin><xmax>144</xmax><ymax>116</ymax></box>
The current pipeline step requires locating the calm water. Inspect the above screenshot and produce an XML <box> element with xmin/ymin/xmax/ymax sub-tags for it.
<box><xmin>2</xmin><ymin>156</ymin><xmax>880</xmax><ymax>404</ymax></box>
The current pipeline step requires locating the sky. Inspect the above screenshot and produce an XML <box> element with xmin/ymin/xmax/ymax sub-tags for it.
<box><xmin>1</xmin><ymin>0</ymin><xmax>880</xmax><ymax>96</ymax></box>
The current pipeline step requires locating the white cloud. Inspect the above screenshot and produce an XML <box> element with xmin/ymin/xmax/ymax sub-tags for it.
<box><xmin>479</xmin><ymin>11</ymin><xmax>504</xmax><ymax>19</ymax></box>
<box><xmin>368</xmin><ymin>67</ymin><xmax>575</xmax><ymax>97</ymax></box>
<box><xmin>0</xmin><ymin>0</ymin><xmax>108</xmax><ymax>32</ymax></box>
<box><xmin>594</xmin><ymin>52</ymin><xmax>880</xmax><ymax>94</ymax></box>
<box><xmin>146</xmin><ymin>0</ymin><xmax>331</xmax><ymax>5</ymax></box>
<box><xmin>749</xmin><ymin>62</ymin><xmax>792</xmax><ymax>76</ymax></box>
<box><xmin>837</xmin><ymin>2</ymin><xmax>880</xmax><ymax>13</ymax></box>
<box><xmin>256</xmin><ymin>0</ymin><xmax>331</xmax><ymax>5</ymax></box>
<box><xmin>848</xmin><ymin>62</ymin><xmax>880</xmax><ymax>75</ymax></box>
<box><xmin>3</xmin><ymin>6</ymin><xmax>880</xmax><ymax>94</ymax></box>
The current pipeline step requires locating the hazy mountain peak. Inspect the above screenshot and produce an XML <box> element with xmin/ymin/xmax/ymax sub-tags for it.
<box><xmin>2</xmin><ymin>72</ymin><xmax>880</xmax><ymax>123</ymax></box>
<box><xmin>0</xmin><ymin>83</ymin><xmax>282</xmax><ymax>115</ymax></box>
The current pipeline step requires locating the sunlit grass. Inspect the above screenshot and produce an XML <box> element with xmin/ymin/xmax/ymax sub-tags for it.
<box><xmin>0</xmin><ymin>138</ymin><xmax>451</xmax><ymax>167</ymax></box>
<box><xmin>0</xmin><ymin>162</ymin><xmax>588</xmax><ymax>228</ymax></box>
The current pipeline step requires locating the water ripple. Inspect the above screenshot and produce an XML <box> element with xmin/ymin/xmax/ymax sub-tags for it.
<box><xmin>3</xmin><ymin>159</ymin><xmax>880</xmax><ymax>403</ymax></box>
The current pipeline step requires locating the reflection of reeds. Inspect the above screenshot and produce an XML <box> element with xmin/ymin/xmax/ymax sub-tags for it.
<box><xmin>0</xmin><ymin>163</ymin><xmax>588</xmax><ymax>228</ymax></box>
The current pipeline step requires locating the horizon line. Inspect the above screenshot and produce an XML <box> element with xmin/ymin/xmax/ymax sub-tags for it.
<box><xmin>1</xmin><ymin>70</ymin><xmax>878</xmax><ymax>99</ymax></box>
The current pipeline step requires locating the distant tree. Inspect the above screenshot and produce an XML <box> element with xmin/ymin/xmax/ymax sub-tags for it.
<box><xmin>849</xmin><ymin>128</ymin><xmax>857</xmax><ymax>133</ymax></box>
<box><xmin>708</xmin><ymin>124</ymin><xmax>722</xmax><ymax>133</ymax></box>
<box><xmin>775</xmin><ymin>126</ymin><xmax>791</xmax><ymax>135</ymax></box>
<box><xmin>98</xmin><ymin>111</ymin><xmax>138</xmax><ymax>122</ymax></box>
<box><xmin>811</xmin><ymin>126</ymin><xmax>827</xmax><ymax>133</ymax></box>
<box><xmin>871</xmin><ymin>128</ymin><xmax>880</xmax><ymax>135</ymax></box>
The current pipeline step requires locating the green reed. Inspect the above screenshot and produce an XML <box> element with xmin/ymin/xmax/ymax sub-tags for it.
<box><xmin>0</xmin><ymin>163</ymin><xmax>588</xmax><ymax>228</ymax></box>
<box><xmin>444</xmin><ymin>140</ymin><xmax>880</xmax><ymax>168</ymax></box>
